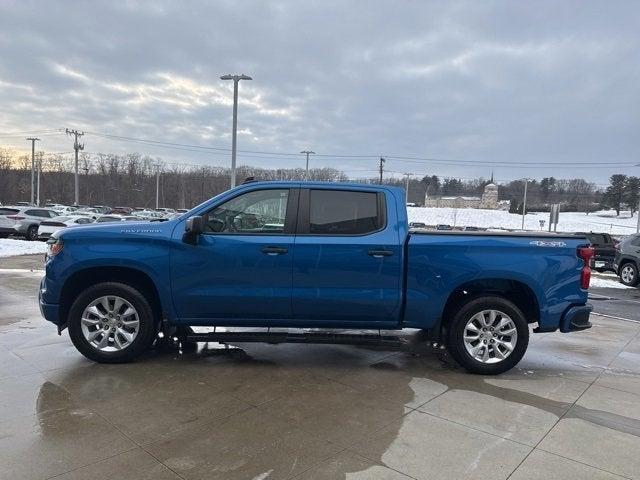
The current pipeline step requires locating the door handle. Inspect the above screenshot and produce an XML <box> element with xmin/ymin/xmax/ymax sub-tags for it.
<box><xmin>261</xmin><ymin>246</ymin><xmax>288</xmax><ymax>255</ymax></box>
<box><xmin>368</xmin><ymin>249</ymin><xmax>394</xmax><ymax>258</ymax></box>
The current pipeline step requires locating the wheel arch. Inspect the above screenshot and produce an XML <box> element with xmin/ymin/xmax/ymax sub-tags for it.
<box><xmin>441</xmin><ymin>278</ymin><xmax>540</xmax><ymax>334</ymax></box>
<box><xmin>59</xmin><ymin>266</ymin><xmax>163</xmax><ymax>329</ymax></box>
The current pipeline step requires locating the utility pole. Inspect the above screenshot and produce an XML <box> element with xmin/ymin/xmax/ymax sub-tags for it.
<box><xmin>66</xmin><ymin>129</ymin><xmax>84</xmax><ymax>205</ymax></box>
<box><xmin>26</xmin><ymin>137</ymin><xmax>40</xmax><ymax>205</ymax></box>
<box><xmin>220</xmin><ymin>74</ymin><xmax>252</xmax><ymax>189</ymax></box>
<box><xmin>379</xmin><ymin>157</ymin><xmax>386</xmax><ymax>185</ymax></box>
<box><xmin>403</xmin><ymin>173</ymin><xmax>413</xmax><ymax>201</ymax></box>
<box><xmin>521</xmin><ymin>178</ymin><xmax>529</xmax><ymax>230</ymax></box>
<box><xmin>300</xmin><ymin>150</ymin><xmax>315</xmax><ymax>180</ymax></box>
<box><xmin>36</xmin><ymin>152</ymin><xmax>42</xmax><ymax>206</ymax></box>
<box><xmin>155</xmin><ymin>163</ymin><xmax>161</xmax><ymax>209</ymax></box>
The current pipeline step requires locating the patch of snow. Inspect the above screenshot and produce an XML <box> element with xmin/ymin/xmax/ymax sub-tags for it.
<box><xmin>0</xmin><ymin>239</ymin><xmax>48</xmax><ymax>258</ymax></box>
<box><xmin>407</xmin><ymin>207</ymin><xmax>639</xmax><ymax>236</ymax></box>
<box><xmin>589</xmin><ymin>274</ymin><xmax>633</xmax><ymax>289</ymax></box>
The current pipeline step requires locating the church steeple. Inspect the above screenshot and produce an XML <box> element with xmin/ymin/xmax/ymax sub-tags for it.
<box><xmin>490</xmin><ymin>171</ymin><xmax>494</xmax><ymax>183</ymax></box>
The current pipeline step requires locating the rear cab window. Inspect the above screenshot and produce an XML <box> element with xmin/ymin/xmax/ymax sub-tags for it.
<box><xmin>301</xmin><ymin>189</ymin><xmax>385</xmax><ymax>235</ymax></box>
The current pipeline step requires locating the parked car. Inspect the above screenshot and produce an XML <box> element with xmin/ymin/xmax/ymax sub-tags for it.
<box><xmin>40</xmin><ymin>181</ymin><xmax>594</xmax><ymax>374</ymax></box>
<box><xmin>38</xmin><ymin>215</ymin><xmax>94</xmax><ymax>239</ymax></box>
<box><xmin>155</xmin><ymin>207</ymin><xmax>176</xmax><ymax>214</ymax></box>
<box><xmin>176</xmin><ymin>208</ymin><xmax>189</xmax><ymax>213</ymax></box>
<box><xmin>436</xmin><ymin>224</ymin><xmax>453</xmax><ymax>230</ymax></box>
<box><xmin>111</xmin><ymin>206</ymin><xmax>133</xmax><ymax>215</ymax></box>
<box><xmin>94</xmin><ymin>215</ymin><xmax>140</xmax><ymax>223</ymax></box>
<box><xmin>577</xmin><ymin>232</ymin><xmax>618</xmax><ymax>272</ymax></box>
<box><xmin>91</xmin><ymin>205</ymin><xmax>112</xmax><ymax>214</ymax></box>
<box><xmin>614</xmin><ymin>233</ymin><xmax>640</xmax><ymax>286</ymax></box>
<box><xmin>0</xmin><ymin>216</ymin><xmax>15</xmax><ymax>238</ymax></box>
<box><xmin>0</xmin><ymin>206</ymin><xmax>60</xmax><ymax>240</ymax></box>
<box><xmin>464</xmin><ymin>226</ymin><xmax>481</xmax><ymax>231</ymax></box>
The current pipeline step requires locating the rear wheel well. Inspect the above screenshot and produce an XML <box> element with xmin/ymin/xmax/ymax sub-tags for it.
<box><xmin>59</xmin><ymin>267</ymin><xmax>162</xmax><ymax>328</ymax></box>
<box><xmin>441</xmin><ymin>279</ymin><xmax>539</xmax><ymax>333</ymax></box>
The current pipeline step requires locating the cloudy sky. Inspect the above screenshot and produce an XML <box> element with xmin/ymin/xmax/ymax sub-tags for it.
<box><xmin>0</xmin><ymin>0</ymin><xmax>638</xmax><ymax>184</ymax></box>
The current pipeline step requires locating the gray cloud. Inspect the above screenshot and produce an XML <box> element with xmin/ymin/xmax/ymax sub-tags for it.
<box><xmin>0</xmin><ymin>0</ymin><xmax>638</xmax><ymax>184</ymax></box>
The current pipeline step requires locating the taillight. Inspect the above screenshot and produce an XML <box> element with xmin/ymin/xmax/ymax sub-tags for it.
<box><xmin>578</xmin><ymin>246</ymin><xmax>594</xmax><ymax>289</ymax></box>
<box><xmin>7</xmin><ymin>215</ymin><xmax>25</xmax><ymax>220</ymax></box>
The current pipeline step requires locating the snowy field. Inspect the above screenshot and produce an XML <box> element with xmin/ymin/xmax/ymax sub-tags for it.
<box><xmin>408</xmin><ymin>207</ymin><xmax>639</xmax><ymax>236</ymax></box>
<box><xmin>0</xmin><ymin>238</ymin><xmax>47</xmax><ymax>258</ymax></box>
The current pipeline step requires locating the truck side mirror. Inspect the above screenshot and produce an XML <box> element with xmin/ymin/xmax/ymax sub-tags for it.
<box><xmin>183</xmin><ymin>215</ymin><xmax>204</xmax><ymax>244</ymax></box>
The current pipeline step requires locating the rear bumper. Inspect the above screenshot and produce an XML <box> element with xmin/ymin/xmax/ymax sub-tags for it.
<box><xmin>559</xmin><ymin>304</ymin><xmax>593</xmax><ymax>332</ymax></box>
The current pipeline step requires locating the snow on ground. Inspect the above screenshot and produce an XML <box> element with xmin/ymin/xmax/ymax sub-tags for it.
<box><xmin>590</xmin><ymin>272</ymin><xmax>633</xmax><ymax>289</ymax></box>
<box><xmin>407</xmin><ymin>207</ymin><xmax>638</xmax><ymax>236</ymax></box>
<box><xmin>0</xmin><ymin>239</ymin><xmax>47</xmax><ymax>258</ymax></box>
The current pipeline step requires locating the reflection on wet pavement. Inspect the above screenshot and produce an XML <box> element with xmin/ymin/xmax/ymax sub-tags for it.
<box><xmin>1</xmin><ymin>262</ymin><xmax>639</xmax><ymax>479</ymax></box>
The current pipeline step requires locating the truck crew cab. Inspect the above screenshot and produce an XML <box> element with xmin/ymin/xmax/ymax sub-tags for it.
<box><xmin>40</xmin><ymin>182</ymin><xmax>593</xmax><ymax>374</ymax></box>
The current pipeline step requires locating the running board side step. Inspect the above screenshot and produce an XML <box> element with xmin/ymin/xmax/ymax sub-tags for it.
<box><xmin>184</xmin><ymin>330</ymin><xmax>406</xmax><ymax>347</ymax></box>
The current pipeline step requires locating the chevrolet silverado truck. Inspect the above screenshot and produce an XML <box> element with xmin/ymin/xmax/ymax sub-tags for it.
<box><xmin>39</xmin><ymin>181</ymin><xmax>594</xmax><ymax>374</ymax></box>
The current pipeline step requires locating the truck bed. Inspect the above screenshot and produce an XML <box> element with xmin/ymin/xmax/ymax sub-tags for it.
<box><xmin>403</xmin><ymin>231</ymin><xmax>590</xmax><ymax>332</ymax></box>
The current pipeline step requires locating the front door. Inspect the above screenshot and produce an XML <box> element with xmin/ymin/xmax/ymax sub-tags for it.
<box><xmin>171</xmin><ymin>187</ymin><xmax>298</xmax><ymax>322</ymax></box>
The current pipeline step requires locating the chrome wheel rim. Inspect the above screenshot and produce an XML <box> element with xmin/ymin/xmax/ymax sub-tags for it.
<box><xmin>463</xmin><ymin>309</ymin><xmax>518</xmax><ymax>364</ymax></box>
<box><xmin>621</xmin><ymin>265</ymin><xmax>635</xmax><ymax>284</ymax></box>
<box><xmin>81</xmin><ymin>296</ymin><xmax>140</xmax><ymax>352</ymax></box>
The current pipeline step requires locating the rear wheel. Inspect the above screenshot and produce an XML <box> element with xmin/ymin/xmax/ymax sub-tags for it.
<box><xmin>446</xmin><ymin>296</ymin><xmax>529</xmax><ymax>375</ymax></box>
<box><xmin>619</xmin><ymin>263</ymin><xmax>639</xmax><ymax>287</ymax></box>
<box><xmin>68</xmin><ymin>282</ymin><xmax>157</xmax><ymax>363</ymax></box>
<box><xmin>26</xmin><ymin>225</ymin><xmax>38</xmax><ymax>241</ymax></box>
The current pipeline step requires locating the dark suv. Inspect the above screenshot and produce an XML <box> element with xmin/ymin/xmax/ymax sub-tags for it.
<box><xmin>614</xmin><ymin>233</ymin><xmax>640</xmax><ymax>286</ymax></box>
<box><xmin>577</xmin><ymin>232</ymin><xmax>618</xmax><ymax>272</ymax></box>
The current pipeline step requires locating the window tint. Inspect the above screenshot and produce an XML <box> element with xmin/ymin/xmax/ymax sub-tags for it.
<box><xmin>588</xmin><ymin>234</ymin><xmax>606</xmax><ymax>245</ymax></box>
<box><xmin>309</xmin><ymin>190</ymin><xmax>381</xmax><ymax>235</ymax></box>
<box><xmin>206</xmin><ymin>189</ymin><xmax>289</xmax><ymax>234</ymax></box>
<box><xmin>631</xmin><ymin>235</ymin><xmax>640</xmax><ymax>246</ymax></box>
<box><xmin>0</xmin><ymin>208</ymin><xmax>19</xmax><ymax>215</ymax></box>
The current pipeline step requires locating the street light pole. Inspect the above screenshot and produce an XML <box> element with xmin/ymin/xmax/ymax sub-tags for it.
<box><xmin>521</xmin><ymin>178</ymin><xmax>529</xmax><ymax>230</ymax></box>
<box><xmin>220</xmin><ymin>74</ymin><xmax>252</xmax><ymax>189</ymax></box>
<box><xmin>300</xmin><ymin>150</ymin><xmax>315</xmax><ymax>180</ymax></box>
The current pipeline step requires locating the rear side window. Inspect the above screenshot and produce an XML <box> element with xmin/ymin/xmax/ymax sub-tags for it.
<box><xmin>309</xmin><ymin>190</ymin><xmax>382</xmax><ymax>235</ymax></box>
<box><xmin>588</xmin><ymin>234</ymin><xmax>606</xmax><ymax>245</ymax></box>
<box><xmin>631</xmin><ymin>235</ymin><xmax>640</xmax><ymax>246</ymax></box>
<box><xmin>0</xmin><ymin>208</ymin><xmax>19</xmax><ymax>215</ymax></box>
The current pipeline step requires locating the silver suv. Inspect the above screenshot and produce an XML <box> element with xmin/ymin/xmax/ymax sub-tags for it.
<box><xmin>0</xmin><ymin>207</ymin><xmax>61</xmax><ymax>240</ymax></box>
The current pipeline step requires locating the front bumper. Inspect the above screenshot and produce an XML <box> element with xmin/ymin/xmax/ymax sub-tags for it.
<box><xmin>559</xmin><ymin>304</ymin><xmax>593</xmax><ymax>333</ymax></box>
<box><xmin>39</xmin><ymin>276</ymin><xmax>61</xmax><ymax>326</ymax></box>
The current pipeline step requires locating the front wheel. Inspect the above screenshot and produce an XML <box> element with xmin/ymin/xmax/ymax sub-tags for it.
<box><xmin>446</xmin><ymin>296</ymin><xmax>529</xmax><ymax>375</ymax></box>
<box><xmin>619</xmin><ymin>263</ymin><xmax>639</xmax><ymax>287</ymax></box>
<box><xmin>68</xmin><ymin>282</ymin><xmax>158</xmax><ymax>363</ymax></box>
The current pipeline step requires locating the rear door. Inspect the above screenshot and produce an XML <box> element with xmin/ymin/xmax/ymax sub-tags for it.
<box><xmin>292</xmin><ymin>187</ymin><xmax>402</xmax><ymax>325</ymax></box>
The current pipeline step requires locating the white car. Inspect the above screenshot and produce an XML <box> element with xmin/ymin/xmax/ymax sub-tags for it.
<box><xmin>37</xmin><ymin>215</ymin><xmax>94</xmax><ymax>239</ymax></box>
<box><xmin>94</xmin><ymin>215</ymin><xmax>141</xmax><ymax>223</ymax></box>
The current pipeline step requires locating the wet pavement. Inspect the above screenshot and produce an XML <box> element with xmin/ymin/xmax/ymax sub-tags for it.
<box><xmin>1</xmin><ymin>255</ymin><xmax>639</xmax><ymax>479</ymax></box>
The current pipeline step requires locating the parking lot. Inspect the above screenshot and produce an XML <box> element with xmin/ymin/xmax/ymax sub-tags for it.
<box><xmin>1</xmin><ymin>255</ymin><xmax>639</xmax><ymax>480</ymax></box>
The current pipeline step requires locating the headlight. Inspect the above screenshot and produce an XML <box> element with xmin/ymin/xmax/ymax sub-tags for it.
<box><xmin>46</xmin><ymin>237</ymin><xmax>64</xmax><ymax>257</ymax></box>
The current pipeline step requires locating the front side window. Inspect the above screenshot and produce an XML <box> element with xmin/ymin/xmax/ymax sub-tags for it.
<box><xmin>205</xmin><ymin>189</ymin><xmax>289</xmax><ymax>234</ymax></box>
<box><xmin>309</xmin><ymin>190</ymin><xmax>381</xmax><ymax>235</ymax></box>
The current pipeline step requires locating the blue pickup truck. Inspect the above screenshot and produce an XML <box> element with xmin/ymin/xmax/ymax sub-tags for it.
<box><xmin>39</xmin><ymin>181</ymin><xmax>594</xmax><ymax>374</ymax></box>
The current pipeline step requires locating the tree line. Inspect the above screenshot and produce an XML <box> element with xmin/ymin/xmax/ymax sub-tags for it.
<box><xmin>0</xmin><ymin>147</ymin><xmax>636</xmax><ymax>214</ymax></box>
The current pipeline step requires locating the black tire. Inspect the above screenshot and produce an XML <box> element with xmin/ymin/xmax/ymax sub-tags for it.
<box><xmin>619</xmin><ymin>262</ymin><xmax>639</xmax><ymax>287</ymax></box>
<box><xmin>68</xmin><ymin>282</ymin><xmax>158</xmax><ymax>363</ymax></box>
<box><xmin>445</xmin><ymin>296</ymin><xmax>529</xmax><ymax>375</ymax></box>
<box><xmin>26</xmin><ymin>224</ymin><xmax>38</xmax><ymax>241</ymax></box>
